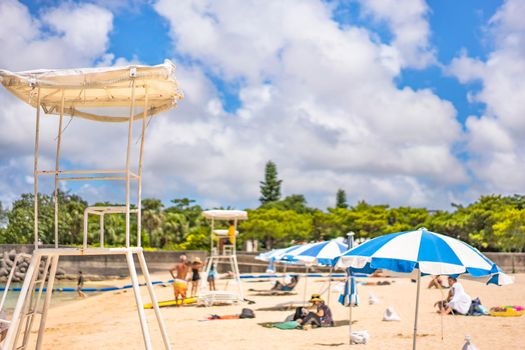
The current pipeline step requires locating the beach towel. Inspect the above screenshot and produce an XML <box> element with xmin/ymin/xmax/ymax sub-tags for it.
<box><xmin>272</xmin><ymin>321</ymin><xmax>300</xmax><ymax>330</ymax></box>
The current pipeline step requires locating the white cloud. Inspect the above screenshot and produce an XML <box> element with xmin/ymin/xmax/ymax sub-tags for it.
<box><xmin>0</xmin><ymin>0</ymin><xmax>469</xmax><ymax>210</ymax></box>
<box><xmin>356</xmin><ymin>0</ymin><xmax>435</xmax><ymax>69</ymax></box>
<box><xmin>149</xmin><ymin>0</ymin><xmax>465</xmax><ymax>208</ymax></box>
<box><xmin>449</xmin><ymin>0</ymin><xmax>525</xmax><ymax>194</ymax></box>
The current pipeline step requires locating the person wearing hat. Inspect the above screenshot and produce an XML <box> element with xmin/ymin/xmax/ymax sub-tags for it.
<box><xmin>293</xmin><ymin>294</ymin><xmax>334</xmax><ymax>329</ymax></box>
<box><xmin>189</xmin><ymin>257</ymin><xmax>204</xmax><ymax>297</ymax></box>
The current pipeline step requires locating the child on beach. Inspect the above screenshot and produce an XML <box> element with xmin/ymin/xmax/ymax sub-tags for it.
<box><xmin>77</xmin><ymin>271</ymin><xmax>87</xmax><ymax>298</ymax></box>
<box><xmin>207</xmin><ymin>263</ymin><xmax>217</xmax><ymax>291</ymax></box>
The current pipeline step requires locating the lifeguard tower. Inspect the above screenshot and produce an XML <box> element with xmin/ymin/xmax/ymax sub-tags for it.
<box><xmin>200</xmin><ymin>210</ymin><xmax>247</xmax><ymax>305</ymax></box>
<box><xmin>0</xmin><ymin>60</ymin><xmax>183</xmax><ymax>349</ymax></box>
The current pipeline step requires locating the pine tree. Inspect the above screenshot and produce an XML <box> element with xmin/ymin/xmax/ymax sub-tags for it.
<box><xmin>336</xmin><ymin>189</ymin><xmax>348</xmax><ymax>209</ymax></box>
<box><xmin>259</xmin><ymin>161</ymin><xmax>282</xmax><ymax>204</ymax></box>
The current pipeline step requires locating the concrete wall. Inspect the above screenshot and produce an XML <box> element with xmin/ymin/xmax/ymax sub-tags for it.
<box><xmin>484</xmin><ymin>253</ymin><xmax>525</xmax><ymax>273</ymax></box>
<box><xmin>0</xmin><ymin>245</ymin><xmax>523</xmax><ymax>277</ymax></box>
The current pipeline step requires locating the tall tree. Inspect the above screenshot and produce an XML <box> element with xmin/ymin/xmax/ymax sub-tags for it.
<box><xmin>336</xmin><ymin>189</ymin><xmax>348</xmax><ymax>209</ymax></box>
<box><xmin>259</xmin><ymin>161</ymin><xmax>282</xmax><ymax>204</ymax></box>
<box><xmin>141</xmin><ymin>198</ymin><xmax>164</xmax><ymax>247</ymax></box>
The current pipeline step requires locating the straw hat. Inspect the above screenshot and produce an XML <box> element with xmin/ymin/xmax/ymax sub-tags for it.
<box><xmin>309</xmin><ymin>294</ymin><xmax>323</xmax><ymax>302</ymax></box>
<box><xmin>192</xmin><ymin>257</ymin><xmax>202</xmax><ymax>263</ymax></box>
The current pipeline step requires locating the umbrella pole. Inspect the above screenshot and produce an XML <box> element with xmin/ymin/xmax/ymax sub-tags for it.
<box><xmin>327</xmin><ymin>267</ymin><xmax>333</xmax><ymax>306</ymax></box>
<box><xmin>412</xmin><ymin>271</ymin><xmax>421</xmax><ymax>350</ymax></box>
<box><xmin>348</xmin><ymin>273</ymin><xmax>352</xmax><ymax>345</ymax></box>
<box><xmin>303</xmin><ymin>265</ymin><xmax>308</xmax><ymax>304</ymax></box>
<box><xmin>438</xmin><ymin>280</ymin><xmax>444</xmax><ymax>341</ymax></box>
<box><xmin>348</xmin><ymin>292</ymin><xmax>352</xmax><ymax>345</ymax></box>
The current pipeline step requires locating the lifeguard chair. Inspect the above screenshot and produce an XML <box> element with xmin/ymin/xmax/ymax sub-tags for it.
<box><xmin>199</xmin><ymin>210</ymin><xmax>247</xmax><ymax>305</ymax></box>
<box><xmin>0</xmin><ymin>60</ymin><xmax>183</xmax><ymax>349</ymax></box>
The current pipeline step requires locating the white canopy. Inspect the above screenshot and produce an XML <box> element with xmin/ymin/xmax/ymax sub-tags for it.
<box><xmin>0</xmin><ymin>59</ymin><xmax>183</xmax><ymax>122</ymax></box>
<box><xmin>202</xmin><ymin>210</ymin><xmax>248</xmax><ymax>221</ymax></box>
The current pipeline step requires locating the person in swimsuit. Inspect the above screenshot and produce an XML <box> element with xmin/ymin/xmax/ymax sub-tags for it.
<box><xmin>169</xmin><ymin>254</ymin><xmax>191</xmax><ymax>305</ymax></box>
<box><xmin>207</xmin><ymin>262</ymin><xmax>217</xmax><ymax>291</ymax></box>
<box><xmin>77</xmin><ymin>270</ymin><xmax>87</xmax><ymax>298</ymax></box>
<box><xmin>190</xmin><ymin>257</ymin><xmax>204</xmax><ymax>297</ymax></box>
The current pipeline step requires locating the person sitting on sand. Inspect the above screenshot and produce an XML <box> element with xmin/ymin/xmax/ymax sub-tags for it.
<box><xmin>435</xmin><ymin>276</ymin><xmax>471</xmax><ymax>315</ymax></box>
<box><xmin>169</xmin><ymin>254</ymin><xmax>191</xmax><ymax>305</ymax></box>
<box><xmin>293</xmin><ymin>294</ymin><xmax>334</xmax><ymax>329</ymax></box>
<box><xmin>190</xmin><ymin>257</ymin><xmax>204</xmax><ymax>297</ymax></box>
<box><xmin>271</xmin><ymin>275</ymin><xmax>299</xmax><ymax>292</ymax></box>
<box><xmin>77</xmin><ymin>271</ymin><xmax>87</xmax><ymax>298</ymax></box>
<box><xmin>428</xmin><ymin>275</ymin><xmax>446</xmax><ymax>289</ymax></box>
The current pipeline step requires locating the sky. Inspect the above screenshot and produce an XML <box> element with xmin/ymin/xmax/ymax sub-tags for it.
<box><xmin>0</xmin><ymin>0</ymin><xmax>524</xmax><ymax>211</ymax></box>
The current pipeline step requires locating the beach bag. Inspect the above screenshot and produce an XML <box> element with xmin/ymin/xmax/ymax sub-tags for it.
<box><xmin>350</xmin><ymin>330</ymin><xmax>370</xmax><ymax>344</ymax></box>
<box><xmin>272</xmin><ymin>321</ymin><xmax>300</xmax><ymax>330</ymax></box>
<box><xmin>462</xmin><ymin>336</ymin><xmax>478</xmax><ymax>350</ymax></box>
<box><xmin>383</xmin><ymin>307</ymin><xmax>401</xmax><ymax>321</ymax></box>
<box><xmin>239</xmin><ymin>308</ymin><xmax>255</xmax><ymax>319</ymax></box>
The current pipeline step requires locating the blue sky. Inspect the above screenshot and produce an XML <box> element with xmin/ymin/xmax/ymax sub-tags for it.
<box><xmin>2</xmin><ymin>0</ymin><xmax>525</xmax><ymax>210</ymax></box>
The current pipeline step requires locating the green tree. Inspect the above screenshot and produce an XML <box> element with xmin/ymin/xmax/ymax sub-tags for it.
<box><xmin>492</xmin><ymin>209</ymin><xmax>525</xmax><ymax>252</ymax></box>
<box><xmin>261</xmin><ymin>194</ymin><xmax>312</xmax><ymax>213</ymax></box>
<box><xmin>259</xmin><ymin>161</ymin><xmax>282</xmax><ymax>204</ymax></box>
<box><xmin>336</xmin><ymin>189</ymin><xmax>348</xmax><ymax>209</ymax></box>
<box><xmin>240</xmin><ymin>208</ymin><xmax>312</xmax><ymax>249</ymax></box>
<box><xmin>142</xmin><ymin>198</ymin><xmax>164</xmax><ymax>247</ymax></box>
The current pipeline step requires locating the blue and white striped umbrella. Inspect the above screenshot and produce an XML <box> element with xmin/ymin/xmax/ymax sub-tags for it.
<box><xmin>255</xmin><ymin>245</ymin><xmax>303</xmax><ymax>262</ymax></box>
<box><xmin>338</xmin><ymin>269</ymin><xmax>358</xmax><ymax>306</ymax></box>
<box><xmin>284</xmin><ymin>239</ymin><xmax>348</xmax><ymax>266</ymax></box>
<box><xmin>337</xmin><ymin>227</ymin><xmax>510</xmax><ymax>350</ymax></box>
<box><xmin>337</xmin><ymin>228</ymin><xmax>500</xmax><ymax>278</ymax></box>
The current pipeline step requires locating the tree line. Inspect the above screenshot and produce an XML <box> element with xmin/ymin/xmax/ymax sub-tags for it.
<box><xmin>0</xmin><ymin>161</ymin><xmax>524</xmax><ymax>252</ymax></box>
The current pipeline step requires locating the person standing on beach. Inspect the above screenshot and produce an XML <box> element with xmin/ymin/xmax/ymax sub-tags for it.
<box><xmin>207</xmin><ymin>262</ymin><xmax>217</xmax><ymax>291</ymax></box>
<box><xmin>169</xmin><ymin>254</ymin><xmax>190</xmax><ymax>304</ymax></box>
<box><xmin>190</xmin><ymin>257</ymin><xmax>204</xmax><ymax>297</ymax></box>
<box><xmin>77</xmin><ymin>271</ymin><xmax>87</xmax><ymax>298</ymax></box>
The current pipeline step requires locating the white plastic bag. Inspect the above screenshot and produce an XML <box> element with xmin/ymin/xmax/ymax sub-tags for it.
<box><xmin>368</xmin><ymin>293</ymin><xmax>380</xmax><ymax>305</ymax></box>
<box><xmin>383</xmin><ymin>306</ymin><xmax>401</xmax><ymax>321</ymax></box>
<box><xmin>462</xmin><ymin>336</ymin><xmax>479</xmax><ymax>350</ymax></box>
<box><xmin>351</xmin><ymin>330</ymin><xmax>370</xmax><ymax>344</ymax></box>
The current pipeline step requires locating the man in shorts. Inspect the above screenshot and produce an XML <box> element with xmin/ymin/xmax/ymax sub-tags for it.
<box><xmin>169</xmin><ymin>254</ymin><xmax>190</xmax><ymax>305</ymax></box>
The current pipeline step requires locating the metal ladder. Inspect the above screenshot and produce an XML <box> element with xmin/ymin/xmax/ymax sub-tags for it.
<box><xmin>3</xmin><ymin>253</ymin><xmax>59</xmax><ymax>350</ymax></box>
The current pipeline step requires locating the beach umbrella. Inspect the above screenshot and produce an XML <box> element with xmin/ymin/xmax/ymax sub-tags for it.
<box><xmin>283</xmin><ymin>239</ymin><xmax>348</xmax><ymax>304</ymax></box>
<box><xmin>337</xmin><ymin>227</ymin><xmax>510</xmax><ymax>350</ymax></box>
<box><xmin>283</xmin><ymin>239</ymin><xmax>348</xmax><ymax>266</ymax></box>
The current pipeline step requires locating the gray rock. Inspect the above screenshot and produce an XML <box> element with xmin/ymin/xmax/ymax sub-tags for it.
<box><xmin>8</xmin><ymin>249</ymin><xmax>16</xmax><ymax>260</ymax></box>
<box><xmin>5</xmin><ymin>259</ymin><xmax>13</xmax><ymax>267</ymax></box>
<box><xmin>0</xmin><ymin>268</ymin><xmax>8</xmax><ymax>277</ymax></box>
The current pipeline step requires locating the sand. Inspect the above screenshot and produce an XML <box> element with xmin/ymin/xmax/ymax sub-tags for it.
<box><xmin>22</xmin><ymin>273</ymin><xmax>525</xmax><ymax>349</ymax></box>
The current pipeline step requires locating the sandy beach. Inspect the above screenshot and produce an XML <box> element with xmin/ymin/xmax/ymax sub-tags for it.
<box><xmin>21</xmin><ymin>272</ymin><xmax>525</xmax><ymax>349</ymax></box>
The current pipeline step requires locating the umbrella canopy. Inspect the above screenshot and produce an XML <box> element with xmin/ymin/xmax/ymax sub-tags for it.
<box><xmin>0</xmin><ymin>59</ymin><xmax>183</xmax><ymax>123</ymax></box>
<box><xmin>284</xmin><ymin>239</ymin><xmax>348</xmax><ymax>266</ymax></box>
<box><xmin>337</xmin><ymin>228</ymin><xmax>499</xmax><ymax>278</ymax></box>
<box><xmin>255</xmin><ymin>245</ymin><xmax>306</xmax><ymax>263</ymax></box>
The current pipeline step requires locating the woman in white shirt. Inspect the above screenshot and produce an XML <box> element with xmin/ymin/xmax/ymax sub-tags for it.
<box><xmin>439</xmin><ymin>276</ymin><xmax>472</xmax><ymax>315</ymax></box>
